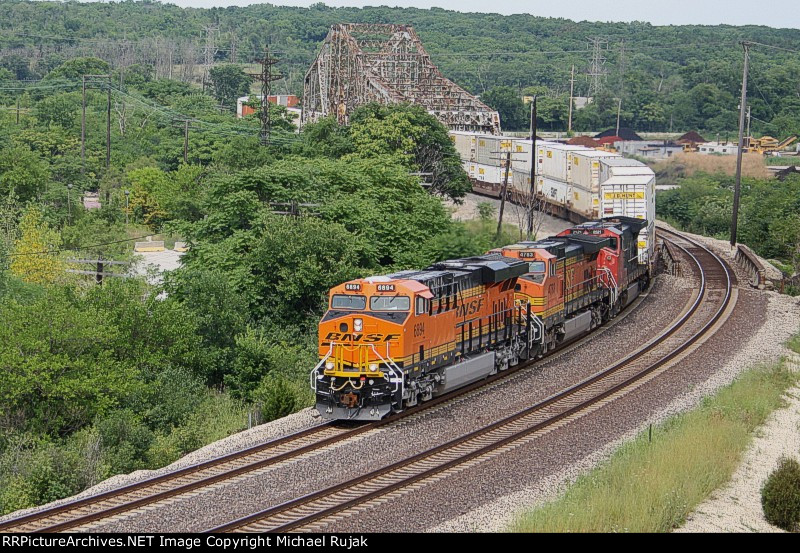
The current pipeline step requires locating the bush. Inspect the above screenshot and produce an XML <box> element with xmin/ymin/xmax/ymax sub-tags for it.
<box><xmin>762</xmin><ymin>457</ymin><xmax>800</xmax><ymax>531</ymax></box>
<box><xmin>253</xmin><ymin>376</ymin><xmax>298</xmax><ymax>422</ymax></box>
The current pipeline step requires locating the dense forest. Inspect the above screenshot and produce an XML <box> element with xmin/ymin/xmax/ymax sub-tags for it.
<box><xmin>1</xmin><ymin>1</ymin><xmax>800</xmax><ymax>134</ymax></box>
<box><xmin>1</xmin><ymin>1</ymin><xmax>799</xmax><ymax>515</ymax></box>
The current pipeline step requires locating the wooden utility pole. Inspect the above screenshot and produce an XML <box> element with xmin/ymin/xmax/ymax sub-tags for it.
<box><xmin>106</xmin><ymin>76</ymin><xmax>112</xmax><ymax>168</ymax></box>
<box><xmin>173</xmin><ymin>119</ymin><xmax>194</xmax><ymax>164</ymax></box>
<box><xmin>527</xmin><ymin>95</ymin><xmax>538</xmax><ymax>240</ymax></box>
<box><xmin>183</xmin><ymin>119</ymin><xmax>190</xmax><ymax>164</ymax></box>
<box><xmin>496</xmin><ymin>151</ymin><xmax>512</xmax><ymax>240</ymax></box>
<box><xmin>81</xmin><ymin>76</ymin><xmax>86</xmax><ymax>174</ymax></box>
<box><xmin>81</xmin><ymin>74</ymin><xmax>112</xmax><ymax>173</ymax></box>
<box><xmin>731</xmin><ymin>42</ymin><xmax>751</xmax><ymax>248</ymax></box>
<box><xmin>15</xmin><ymin>97</ymin><xmax>20</xmax><ymax>124</ymax></box>
<box><xmin>568</xmin><ymin>64</ymin><xmax>575</xmax><ymax>133</ymax></box>
<box><xmin>746</xmin><ymin>105</ymin><xmax>752</xmax><ymax>139</ymax></box>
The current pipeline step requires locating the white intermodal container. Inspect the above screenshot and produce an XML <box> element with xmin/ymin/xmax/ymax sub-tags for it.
<box><xmin>599</xmin><ymin>157</ymin><xmax>654</xmax><ymax>185</ymax></box>
<box><xmin>511</xmin><ymin>169</ymin><xmax>531</xmax><ymax>199</ymax></box>
<box><xmin>475</xmin><ymin>135</ymin><xmax>512</xmax><ymax>166</ymax></box>
<box><xmin>569</xmin><ymin>150</ymin><xmax>621</xmax><ymax>192</ymax></box>
<box><xmin>569</xmin><ymin>182</ymin><xmax>600</xmax><ymax>220</ymax></box>
<box><xmin>509</xmin><ymin>139</ymin><xmax>535</xmax><ymax>173</ymax></box>
<box><xmin>474</xmin><ymin>163</ymin><xmax>511</xmax><ymax>185</ymax></box>
<box><xmin>537</xmin><ymin>143</ymin><xmax>584</xmax><ymax>183</ymax></box>
<box><xmin>535</xmin><ymin>175</ymin><xmax>570</xmax><ymax>209</ymax></box>
<box><xmin>600</xmin><ymin>174</ymin><xmax>657</xmax><ymax>264</ymax></box>
<box><xmin>463</xmin><ymin>160</ymin><xmax>476</xmax><ymax>179</ymax></box>
<box><xmin>451</xmin><ymin>131</ymin><xmax>478</xmax><ymax>162</ymax></box>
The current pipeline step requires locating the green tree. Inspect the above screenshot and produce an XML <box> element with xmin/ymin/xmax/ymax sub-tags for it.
<box><xmin>209</xmin><ymin>64</ymin><xmax>251</xmax><ymax>110</ymax></box>
<box><xmin>45</xmin><ymin>57</ymin><xmax>110</xmax><ymax>81</ymax></box>
<box><xmin>348</xmin><ymin>103</ymin><xmax>470</xmax><ymax>199</ymax></box>
<box><xmin>9</xmin><ymin>206</ymin><xmax>65</xmax><ymax>285</ymax></box>
<box><xmin>0</xmin><ymin>145</ymin><xmax>50</xmax><ymax>202</ymax></box>
<box><xmin>482</xmin><ymin>86</ymin><xmax>527</xmax><ymax>131</ymax></box>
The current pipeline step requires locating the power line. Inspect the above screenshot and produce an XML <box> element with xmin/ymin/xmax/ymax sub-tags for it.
<box><xmin>7</xmin><ymin>234</ymin><xmax>156</xmax><ymax>258</ymax></box>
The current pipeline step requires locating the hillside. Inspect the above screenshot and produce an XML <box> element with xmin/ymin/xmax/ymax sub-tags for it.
<box><xmin>1</xmin><ymin>1</ymin><xmax>800</xmax><ymax>133</ymax></box>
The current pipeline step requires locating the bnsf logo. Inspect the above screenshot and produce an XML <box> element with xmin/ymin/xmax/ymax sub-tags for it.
<box><xmin>376</xmin><ymin>284</ymin><xmax>395</xmax><ymax>292</ymax></box>
<box><xmin>324</xmin><ymin>332</ymin><xmax>400</xmax><ymax>342</ymax></box>
<box><xmin>456</xmin><ymin>298</ymin><xmax>484</xmax><ymax>318</ymax></box>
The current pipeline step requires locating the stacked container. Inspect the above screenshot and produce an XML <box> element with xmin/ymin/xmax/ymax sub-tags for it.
<box><xmin>598</xmin><ymin>158</ymin><xmax>656</xmax><ymax>265</ymax></box>
<box><xmin>450</xmin><ymin>131</ymin><xmax>478</xmax><ymax>162</ymax></box>
<box><xmin>475</xmin><ymin>135</ymin><xmax>512</xmax><ymax>166</ymax></box>
<box><xmin>567</xmin><ymin>149</ymin><xmax>621</xmax><ymax>219</ymax></box>
<box><xmin>448</xmin><ymin>131</ymin><xmax>656</xmax><ymax>247</ymax></box>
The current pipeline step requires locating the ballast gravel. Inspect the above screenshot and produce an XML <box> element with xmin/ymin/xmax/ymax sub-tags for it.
<box><xmin>5</xmin><ymin>220</ymin><xmax>796</xmax><ymax>534</ymax></box>
<box><xmin>56</xmin><ymin>262</ymin><xmax>702</xmax><ymax>532</ymax></box>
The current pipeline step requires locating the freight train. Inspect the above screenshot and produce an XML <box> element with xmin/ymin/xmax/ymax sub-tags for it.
<box><xmin>450</xmin><ymin>132</ymin><xmax>656</xmax><ymax>266</ymax></box>
<box><xmin>311</xmin><ymin>216</ymin><xmax>653</xmax><ymax>421</ymax></box>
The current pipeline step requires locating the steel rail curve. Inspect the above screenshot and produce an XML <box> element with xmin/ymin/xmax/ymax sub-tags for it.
<box><xmin>208</xmin><ymin>230</ymin><xmax>734</xmax><ymax>533</ymax></box>
<box><xmin>0</xmin><ymin>229</ymin><xmax>713</xmax><ymax>533</ymax></box>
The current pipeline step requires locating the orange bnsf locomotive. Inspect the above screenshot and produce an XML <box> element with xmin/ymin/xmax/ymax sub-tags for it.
<box><xmin>497</xmin><ymin>216</ymin><xmax>650</xmax><ymax>356</ymax></box>
<box><xmin>311</xmin><ymin>216</ymin><xmax>652</xmax><ymax>421</ymax></box>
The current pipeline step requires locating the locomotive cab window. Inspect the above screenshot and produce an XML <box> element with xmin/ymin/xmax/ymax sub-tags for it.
<box><xmin>416</xmin><ymin>296</ymin><xmax>429</xmax><ymax>315</ymax></box>
<box><xmin>549</xmin><ymin>262</ymin><xmax>556</xmax><ymax>277</ymax></box>
<box><xmin>370</xmin><ymin>296</ymin><xmax>410</xmax><ymax>311</ymax></box>
<box><xmin>528</xmin><ymin>261</ymin><xmax>546</xmax><ymax>273</ymax></box>
<box><xmin>331</xmin><ymin>294</ymin><xmax>366</xmax><ymax>310</ymax></box>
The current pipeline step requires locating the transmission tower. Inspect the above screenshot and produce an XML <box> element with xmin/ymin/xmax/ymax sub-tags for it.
<box><xmin>587</xmin><ymin>37</ymin><xmax>608</xmax><ymax>97</ymax></box>
<box><xmin>248</xmin><ymin>47</ymin><xmax>284</xmax><ymax>146</ymax></box>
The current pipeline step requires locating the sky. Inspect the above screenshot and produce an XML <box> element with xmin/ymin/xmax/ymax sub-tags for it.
<box><xmin>149</xmin><ymin>0</ymin><xmax>800</xmax><ymax>28</ymax></box>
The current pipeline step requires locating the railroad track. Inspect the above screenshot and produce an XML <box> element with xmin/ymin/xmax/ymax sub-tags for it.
<box><xmin>209</xmin><ymin>230</ymin><xmax>735</xmax><ymax>532</ymax></box>
<box><xmin>0</xmin><ymin>229</ymin><xmax>727</xmax><ymax>533</ymax></box>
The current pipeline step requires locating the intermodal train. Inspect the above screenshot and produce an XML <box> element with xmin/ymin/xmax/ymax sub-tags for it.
<box><xmin>311</xmin><ymin>216</ymin><xmax>652</xmax><ymax>421</ymax></box>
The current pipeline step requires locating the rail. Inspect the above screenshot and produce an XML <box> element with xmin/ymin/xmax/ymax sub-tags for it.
<box><xmin>210</xmin><ymin>231</ymin><xmax>736</xmax><ymax>533</ymax></box>
<box><xmin>1</xmin><ymin>232</ymin><xmax>713</xmax><ymax>533</ymax></box>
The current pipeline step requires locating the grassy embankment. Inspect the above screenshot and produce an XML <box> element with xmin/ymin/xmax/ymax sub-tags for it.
<box><xmin>766</xmin><ymin>156</ymin><xmax>800</xmax><ymax>166</ymax></box>
<box><xmin>509</xmin><ymin>335</ymin><xmax>800</xmax><ymax>533</ymax></box>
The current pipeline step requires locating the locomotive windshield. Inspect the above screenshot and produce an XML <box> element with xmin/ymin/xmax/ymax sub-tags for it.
<box><xmin>331</xmin><ymin>294</ymin><xmax>366</xmax><ymax>310</ymax></box>
<box><xmin>528</xmin><ymin>261</ymin><xmax>546</xmax><ymax>273</ymax></box>
<box><xmin>370</xmin><ymin>296</ymin><xmax>410</xmax><ymax>311</ymax></box>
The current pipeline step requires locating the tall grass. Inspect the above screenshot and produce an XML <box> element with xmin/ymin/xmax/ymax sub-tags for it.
<box><xmin>766</xmin><ymin>156</ymin><xmax>800</xmax><ymax>166</ymax></box>
<box><xmin>654</xmin><ymin>152</ymin><xmax>769</xmax><ymax>180</ymax></box>
<box><xmin>509</xmin><ymin>360</ymin><xmax>799</xmax><ymax>533</ymax></box>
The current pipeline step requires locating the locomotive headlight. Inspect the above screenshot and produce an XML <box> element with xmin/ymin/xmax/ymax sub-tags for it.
<box><xmin>354</xmin><ymin>318</ymin><xmax>363</xmax><ymax>332</ymax></box>
<box><xmin>325</xmin><ymin>361</ymin><xmax>334</xmax><ymax>370</ymax></box>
